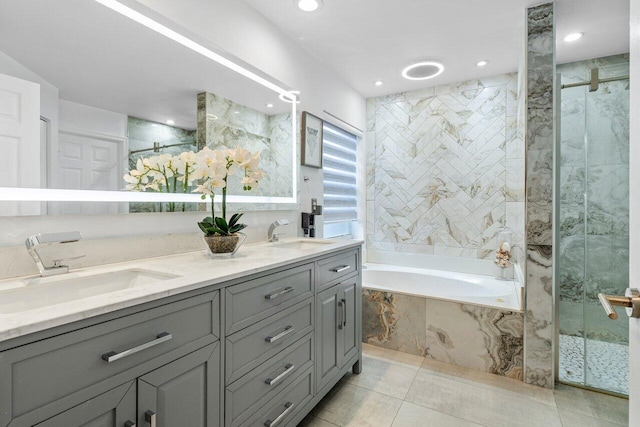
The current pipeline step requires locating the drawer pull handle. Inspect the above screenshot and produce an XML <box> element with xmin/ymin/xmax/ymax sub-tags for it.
<box><xmin>124</xmin><ymin>421</ymin><xmax>136</xmax><ymax>427</ymax></box>
<box><xmin>337</xmin><ymin>300</ymin><xmax>343</xmax><ymax>330</ymax></box>
<box><xmin>265</xmin><ymin>325</ymin><xmax>294</xmax><ymax>343</ymax></box>
<box><xmin>101</xmin><ymin>332</ymin><xmax>172</xmax><ymax>363</ymax></box>
<box><xmin>145</xmin><ymin>410</ymin><xmax>156</xmax><ymax>427</ymax></box>
<box><xmin>331</xmin><ymin>265</ymin><xmax>351</xmax><ymax>273</ymax></box>
<box><xmin>342</xmin><ymin>298</ymin><xmax>347</xmax><ymax>327</ymax></box>
<box><xmin>264</xmin><ymin>402</ymin><xmax>294</xmax><ymax>427</ymax></box>
<box><xmin>265</xmin><ymin>363</ymin><xmax>295</xmax><ymax>386</ymax></box>
<box><xmin>265</xmin><ymin>287</ymin><xmax>294</xmax><ymax>300</ymax></box>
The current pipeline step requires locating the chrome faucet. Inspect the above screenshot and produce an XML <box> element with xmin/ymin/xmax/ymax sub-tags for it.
<box><xmin>268</xmin><ymin>219</ymin><xmax>290</xmax><ymax>242</ymax></box>
<box><xmin>25</xmin><ymin>231</ymin><xmax>85</xmax><ymax>277</ymax></box>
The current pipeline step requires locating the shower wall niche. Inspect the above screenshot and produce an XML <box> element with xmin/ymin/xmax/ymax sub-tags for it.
<box><xmin>558</xmin><ymin>54</ymin><xmax>630</xmax><ymax>395</ymax></box>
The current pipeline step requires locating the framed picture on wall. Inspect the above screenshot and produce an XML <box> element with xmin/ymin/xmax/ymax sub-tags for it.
<box><xmin>301</xmin><ymin>111</ymin><xmax>323</xmax><ymax>168</ymax></box>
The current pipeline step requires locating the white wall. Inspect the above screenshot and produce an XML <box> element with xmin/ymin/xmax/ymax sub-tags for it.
<box><xmin>0</xmin><ymin>0</ymin><xmax>366</xmax><ymax>251</ymax></box>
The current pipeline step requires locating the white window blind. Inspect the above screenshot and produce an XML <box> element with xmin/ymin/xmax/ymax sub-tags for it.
<box><xmin>322</xmin><ymin>122</ymin><xmax>358</xmax><ymax>223</ymax></box>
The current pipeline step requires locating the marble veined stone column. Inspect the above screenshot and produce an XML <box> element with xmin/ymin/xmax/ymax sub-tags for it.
<box><xmin>524</xmin><ymin>2</ymin><xmax>555</xmax><ymax>388</ymax></box>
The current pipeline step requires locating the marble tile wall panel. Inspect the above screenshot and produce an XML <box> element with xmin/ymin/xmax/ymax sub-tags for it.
<box><xmin>362</xmin><ymin>290</ymin><xmax>427</xmax><ymax>356</ymax></box>
<box><xmin>362</xmin><ymin>289</ymin><xmax>524</xmax><ymax>378</ymax></box>
<box><xmin>197</xmin><ymin>92</ymin><xmax>294</xmax><ymax>198</ymax></box>
<box><xmin>424</xmin><ymin>300</ymin><xmax>524</xmax><ymax>379</ymax></box>
<box><xmin>525</xmin><ymin>244</ymin><xmax>554</xmax><ymax>387</ymax></box>
<box><xmin>365</xmin><ymin>73</ymin><xmax>525</xmax><ymax>261</ymax></box>
<box><xmin>524</xmin><ymin>2</ymin><xmax>555</xmax><ymax>389</ymax></box>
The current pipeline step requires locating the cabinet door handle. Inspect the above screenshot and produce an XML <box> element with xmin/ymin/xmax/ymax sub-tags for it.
<box><xmin>145</xmin><ymin>411</ymin><xmax>156</xmax><ymax>427</ymax></box>
<box><xmin>337</xmin><ymin>300</ymin><xmax>343</xmax><ymax>330</ymax></box>
<box><xmin>101</xmin><ymin>332</ymin><xmax>172</xmax><ymax>363</ymax></box>
<box><xmin>124</xmin><ymin>421</ymin><xmax>136</xmax><ymax>427</ymax></box>
<box><xmin>265</xmin><ymin>287</ymin><xmax>294</xmax><ymax>300</ymax></box>
<box><xmin>265</xmin><ymin>363</ymin><xmax>295</xmax><ymax>386</ymax></box>
<box><xmin>264</xmin><ymin>402</ymin><xmax>294</xmax><ymax>427</ymax></box>
<box><xmin>342</xmin><ymin>298</ymin><xmax>347</xmax><ymax>327</ymax></box>
<box><xmin>265</xmin><ymin>325</ymin><xmax>294</xmax><ymax>343</ymax></box>
<box><xmin>331</xmin><ymin>265</ymin><xmax>350</xmax><ymax>273</ymax></box>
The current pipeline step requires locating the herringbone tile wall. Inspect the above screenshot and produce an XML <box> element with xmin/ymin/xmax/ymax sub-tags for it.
<box><xmin>366</xmin><ymin>74</ymin><xmax>525</xmax><ymax>260</ymax></box>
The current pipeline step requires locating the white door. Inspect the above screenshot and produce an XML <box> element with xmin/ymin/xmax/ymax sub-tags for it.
<box><xmin>629</xmin><ymin>0</ymin><xmax>640</xmax><ymax>423</ymax></box>
<box><xmin>48</xmin><ymin>129</ymin><xmax>125</xmax><ymax>215</ymax></box>
<box><xmin>0</xmin><ymin>72</ymin><xmax>41</xmax><ymax>215</ymax></box>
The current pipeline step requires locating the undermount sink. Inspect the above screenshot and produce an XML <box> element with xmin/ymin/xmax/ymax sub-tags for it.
<box><xmin>0</xmin><ymin>269</ymin><xmax>179</xmax><ymax>315</ymax></box>
<box><xmin>272</xmin><ymin>238</ymin><xmax>337</xmax><ymax>250</ymax></box>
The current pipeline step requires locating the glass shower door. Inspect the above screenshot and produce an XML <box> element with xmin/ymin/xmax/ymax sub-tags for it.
<box><xmin>558</xmin><ymin>58</ymin><xmax>630</xmax><ymax>395</ymax></box>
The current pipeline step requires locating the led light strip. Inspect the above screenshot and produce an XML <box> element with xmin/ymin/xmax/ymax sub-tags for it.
<box><xmin>0</xmin><ymin>187</ymin><xmax>296</xmax><ymax>204</ymax></box>
<box><xmin>94</xmin><ymin>0</ymin><xmax>297</xmax><ymax>101</ymax></box>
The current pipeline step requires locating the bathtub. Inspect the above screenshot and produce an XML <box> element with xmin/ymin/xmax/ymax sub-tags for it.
<box><xmin>363</xmin><ymin>263</ymin><xmax>522</xmax><ymax>311</ymax></box>
<box><xmin>362</xmin><ymin>263</ymin><xmax>524</xmax><ymax>379</ymax></box>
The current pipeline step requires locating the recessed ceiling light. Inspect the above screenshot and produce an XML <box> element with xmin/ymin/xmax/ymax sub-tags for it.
<box><xmin>279</xmin><ymin>90</ymin><xmax>301</xmax><ymax>104</ymax></box>
<box><xmin>295</xmin><ymin>0</ymin><xmax>323</xmax><ymax>12</ymax></box>
<box><xmin>234</xmin><ymin>111</ymin><xmax>240</xmax><ymax>114</ymax></box>
<box><xmin>374</xmin><ymin>80</ymin><xmax>384</xmax><ymax>86</ymax></box>
<box><xmin>166</xmin><ymin>119</ymin><xmax>175</xmax><ymax>125</ymax></box>
<box><xmin>266</xmin><ymin>103</ymin><xmax>274</xmax><ymax>108</ymax></box>
<box><xmin>477</xmin><ymin>60</ymin><xmax>488</xmax><ymax>67</ymax></box>
<box><xmin>401</xmin><ymin>61</ymin><xmax>444</xmax><ymax>81</ymax></box>
<box><xmin>564</xmin><ymin>32</ymin><xmax>583</xmax><ymax>42</ymax></box>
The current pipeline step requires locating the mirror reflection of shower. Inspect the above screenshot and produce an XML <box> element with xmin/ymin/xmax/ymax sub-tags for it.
<box><xmin>127</xmin><ymin>117</ymin><xmax>198</xmax><ymax>213</ymax></box>
<box><xmin>557</xmin><ymin>54</ymin><xmax>630</xmax><ymax>396</ymax></box>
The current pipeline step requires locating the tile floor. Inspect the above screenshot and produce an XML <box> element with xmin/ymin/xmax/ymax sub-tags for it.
<box><xmin>299</xmin><ymin>344</ymin><xmax>629</xmax><ymax>427</ymax></box>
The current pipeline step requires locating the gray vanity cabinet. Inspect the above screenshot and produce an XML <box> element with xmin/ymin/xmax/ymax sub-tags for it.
<box><xmin>138</xmin><ymin>343</ymin><xmax>220</xmax><ymax>427</ymax></box>
<box><xmin>34</xmin><ymin>382</ymin><xmax>137</xmax><ymax>427</ymax></box>
<box><xmin>0</xmin><ymin>244</ymin><xmax>363</xmax><ymax>427</ymax></box>
<box><xmin>316</xmin><ymin>276</ymin><xmax>360</xmax><ymax>392</ymax></box>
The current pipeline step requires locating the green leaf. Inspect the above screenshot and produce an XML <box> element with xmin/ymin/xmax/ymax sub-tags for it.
<box><xmin>200</xmin><ymin>194</ymin><xmax>206</xmax><ymax>200</ymax></box>
<box><xmin>214</xmin><ymin>217</ymin><xmax>229</xmax><ymax>233</ymax></box>
<box><xmin>228</xmin><ymin>213</ymin><xmax>243</xmax><ymax>228</ymax></box>
<box><xmin>229</xmin><ymin>223</ymin><xmax>247</xmax><ymax>234</ymax></box>
<box><xmin>201</xmin><ymin>216</ymin><xmax>214</xmax><ymax>225</ymax></box>
<box><xmin>197</xmin><ymin>222</ymin><xmax>209</xmax><ymax>233</ymax></box>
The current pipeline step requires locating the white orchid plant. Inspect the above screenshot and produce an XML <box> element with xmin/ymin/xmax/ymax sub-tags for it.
<box><xmin>123</xmin><ymin>146</ymin><xmax>265</xmax><ymax>235</ymax></box>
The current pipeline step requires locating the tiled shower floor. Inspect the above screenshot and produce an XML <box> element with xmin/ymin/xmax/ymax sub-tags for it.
<box><xmin>559</xmin><ymin>334</ymin><xmax>629</xmax><ymax>395</ymax></box>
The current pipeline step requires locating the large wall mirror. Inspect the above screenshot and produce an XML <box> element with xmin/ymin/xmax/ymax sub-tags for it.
<box><xmin>0</xmin><ymin>0</ymin><xmax>298</xmax><ymax>216</ymax></box>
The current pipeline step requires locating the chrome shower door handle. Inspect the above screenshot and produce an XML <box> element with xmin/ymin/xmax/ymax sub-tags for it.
<box><xmin>598</xmin><ymin>288</ymin><xmax>640</xmax><ymax>320</ymax></box>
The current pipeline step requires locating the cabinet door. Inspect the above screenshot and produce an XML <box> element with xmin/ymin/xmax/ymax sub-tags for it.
<box><xmin>35</xmin><ymin>381</ymin><xmax>136</xmax><ymax>427</ymax></box>
<box><xmin>340</xmin><ymin>279</ymin><xmax>359</xmax><ymax>366</ymax></box>
<box><xmin>316</xmin><ymin>285</ymin><xmax>340</xmax><ymax>392</ymax></box>
<box><xmin>138</xmin><ymin>343</ymin><xmax>220</xmax><ymax>427</ymax></box>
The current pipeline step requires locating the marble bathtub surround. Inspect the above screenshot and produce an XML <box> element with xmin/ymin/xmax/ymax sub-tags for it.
<box><xmin>365</xmin><ymin>73</ymin><xmax>525</xmax><ymax>261</ymax></box>
<box><xmin>524</xmin><ymin>2</ymin><xmax>555</xmax><ymax>388</ymax></box>
<box><xmin>196</xmin><ymin>92</ymin><xmax>294</xmax><ymax>199</ymax></box>
<box><xmin>362</xmin><ymin>289</ymin><xmax>523</xmax><ymax>379</ymax></box>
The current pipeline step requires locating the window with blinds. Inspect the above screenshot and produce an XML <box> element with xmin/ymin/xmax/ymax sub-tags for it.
<box><xmin>322</xmin><ymin>122</ymin><xmax>358</xmax><ymax>229</ymax></box>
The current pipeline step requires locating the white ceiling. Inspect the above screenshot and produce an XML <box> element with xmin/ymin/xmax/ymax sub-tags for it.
<box><xmin>245</xmin><ymin>0</ymin><xmax>630</xmax><ymax>98</ymax></box>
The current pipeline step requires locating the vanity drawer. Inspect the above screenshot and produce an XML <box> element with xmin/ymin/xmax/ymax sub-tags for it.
<box><xmin>239</xmin><ymin>367</ymin><xmax>313</xmax><ymax>427</ymax></box>
<box><xmin>225</xmin><ymin>333</ymin><xmax>313</xmax><ymax>427</ymax></box>
<box><xmin>226</xmin><ymin>263</ymin><xmax>313</xmax><ymax>334</ymax></box>
<box><xmin>0</xmin><ymin>291</ymin><xmax>219</xmax><ymax>420</ymax></box>
<box><xmin>316</xmin><ymin>249</ymin><xmax>359</xmax><ymax>288</ymax></box>
<box><xmin>226</xmin><ymin>298</ymin><xmax>313</xmax><ymax>384</ymax></box>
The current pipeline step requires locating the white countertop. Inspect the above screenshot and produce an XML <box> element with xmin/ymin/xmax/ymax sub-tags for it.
<box><xmin>0</xmin><ymin>238</ymin><xmax>362</xmax><ymax>344</ymax></box>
